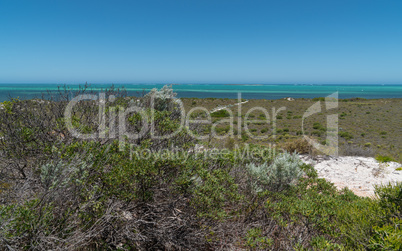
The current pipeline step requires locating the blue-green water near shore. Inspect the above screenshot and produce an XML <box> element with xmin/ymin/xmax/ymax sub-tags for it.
<box><xmin>0</xmin><ymin>84</ymin><xmax>401</xmax><ymax>101</ymax></box>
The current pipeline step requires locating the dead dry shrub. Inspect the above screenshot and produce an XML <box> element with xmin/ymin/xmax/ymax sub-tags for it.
<box><xmin>280</xmin><ymin>138</ymin><xmax>312</xmax><ymax>154</ymax></box>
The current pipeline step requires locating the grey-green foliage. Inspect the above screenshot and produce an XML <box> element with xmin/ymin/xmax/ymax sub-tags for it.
<box><xmin>142</xmin><ymin>85</ymin><xmax>180</xmax><ymax>112</ymax></box>
<box><xmin>40</xmin><ymin>160</ymin><xmax>89</xmax><ymax>190</ymax></box>
<box><xmin>247</xmin><ymin>152</ymin><xmax>304</xmax><ymax>192</ymax></box>
<box><xmin>40</xmin><ymin>161</ymin><xmax>64</xmax><ymax>190</ymax></box>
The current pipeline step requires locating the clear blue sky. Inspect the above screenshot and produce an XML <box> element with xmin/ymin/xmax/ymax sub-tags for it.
<box><xmin>1</xmin><ymin>0</ymin><xmax>402</xmax><ymax>84</ymax></box>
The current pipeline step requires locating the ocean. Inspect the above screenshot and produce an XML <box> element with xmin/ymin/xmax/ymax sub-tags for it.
<box><xmin>0</xmin><ymin>83</ymin><xmax>401</xmax><ymax>101</ymax></box>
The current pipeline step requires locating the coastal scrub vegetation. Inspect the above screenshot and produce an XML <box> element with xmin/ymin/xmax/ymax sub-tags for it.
<box><xmin>0</xmin><ymin>85</ymin><xmax>401</xmax><ymax>250</ymax></box>
<box><xmin>181</xmin><ymin>97</ymin><xmax>402</xmax><ymax>162</ymax></box>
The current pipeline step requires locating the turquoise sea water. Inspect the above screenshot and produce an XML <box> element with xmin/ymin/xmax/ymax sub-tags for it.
<box><xmin>0</xmin><ymin>84</ymin><xmax>401</xmax><ymax>101</ymax></box>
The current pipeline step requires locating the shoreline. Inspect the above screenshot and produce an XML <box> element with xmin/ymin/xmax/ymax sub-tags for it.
<box><xmin>0</xmin><ymin>83</ymin><xmax>401</xmax><ymax>101</ymax></box>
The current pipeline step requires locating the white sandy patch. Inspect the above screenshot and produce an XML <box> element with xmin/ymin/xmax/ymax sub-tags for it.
<box><xmin>300</xmin><ymin>155</ymin><xmax>402</xmax><ymax>197</ymax></box>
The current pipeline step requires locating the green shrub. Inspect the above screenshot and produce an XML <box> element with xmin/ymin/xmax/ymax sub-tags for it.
<box><xmin>312</xmin><ymin>97</ymin><xmax>325</xmax><ymax>101</ymax></box>
<box><xmin>245</xmin><ymin>228</ymin><xmax>273</xmax><ymax>249</ymax></box>
<box><xmin>313</xmin><ymin>122</ymin><xmax>325</xmax><ymax>131</ymax></box>
<box><xmin>375</xmin><ymin>155</ymin><xmax>394</xmax><ymax>163</ymax></box>
<box><xmin>247</xmin><ymin>152</ymin><xmax>303</xmax><ymax>192</ymax></box>
<box><xmin>215</xmin><ymin>126</ymin><xmax>230</xmax><ymax>134</ymax></box>
<box><xmin>312</xmin><ymin>130</ymin><xmax>322</xmax><ymax>137</ymax></box>
<box><xmin>211</xmin><ymin>109</ymin><xmax>230</xmax><ymax>118</ymax></box>
<box><xmin>190</xmin><ymin>167</ymin><xmax>241</xmax><ymax>219</ymax></box>
<box><xmin>310</xmin><ymin>236</ymin><xmax>344</xmax><ymax>250</ymax></box>
<box><xmin>369</xmin><ymin>218</ymin><xmax>402</xmax><ymax>250</ymax></box>
<box><xmin>339</xmin><ymin>131</ymin><xmax>353</xmax><ymax>140</ymax></box>
<box><xmin>265</xmin><ymin>165</ymin><xmax>383</xmax><ymax>250</ymax></box>
<box><xmin>0</xmin><ymin>199</ymin><xmax>62</xmax><ymax>246</ymax></box>
<box><xmin>375</xmin><ymin>182</ymin><xmax>401</xmax><ymax>217</ymax></box>
<box><xmin>369</xmin><ymin>183</ymin><xmax>402</xmax><ymax>250</ymax></box>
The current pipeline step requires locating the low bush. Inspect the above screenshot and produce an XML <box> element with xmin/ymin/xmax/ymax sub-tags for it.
<box><xmin>312</xmin><ymin>97</ymin><xmax>326</xmax><ymax>101</ymax></box>
<box><xmin>265</xmin><ymin>166</ymin><xmax>402</xmax><ymax>250</ymax></box>
<box><xmin>369</xmin><ymin>218</ymin><xmax>402</xmax><ymax>250</ymax></box>
<box><xmin>375</xmin><ymin>155</ymin><xmax>394</xmax><ymax>163</ymax></box>
<box><xmin>247</xmin><ymin>152</ymin><xmax>303</xmax><ymax>192</ymax></box>
<box><xmin>339</xmin><ymin>131</ymin><xmax>353</xmax><ymax>140</ymax></box>
<box><xmin>215</xmin><ymin>126</ymin><xmax>230</xmax><ymax>134</ymax></box>
<box><xmin>281</xmin><ymin>138</ymin><xmax>312</xmax><ymax>154</ymax></box>
<box><xmin>369</xmin><ymin>183</ymin><xmax>402</xmax><ymax>250</ymax></box>
<box><xmin>313</xmin><ymin>122</ymin><xmax>325</xmax><ymax>131</ymax></box>
<box><xmin>211</xmin><ymin>109</ymin><xmax>230</xmax><ymax>118</ymax></box>
<box><xmin>312</xmin><ymin>130</ymin><xmax>322</xmax><ymax>136</ymax></box>
<box><xmin>245</xmin><ymin>228</ymin><xmax>273</xmax><ymax>249</ymax></box>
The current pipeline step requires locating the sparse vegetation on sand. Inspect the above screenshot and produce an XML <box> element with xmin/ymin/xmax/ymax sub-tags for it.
<box><xmin>182</xmin><ymin>97</ymin><xmax>402</xmax><ymax>162</ymax></box>
<box><xmin>0</xmin><ymin>86</ymin><xmax>401</xmax><ymax>250</ymax></box>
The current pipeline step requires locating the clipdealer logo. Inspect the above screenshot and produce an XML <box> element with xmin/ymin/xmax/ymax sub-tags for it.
<box><xmin>64</xmin><ymin>91</ymin><xmax>339</xmax><ymax>156</ymax></box>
